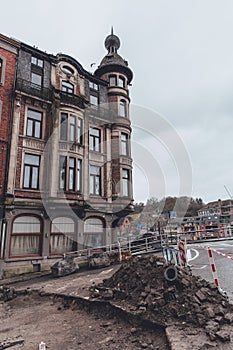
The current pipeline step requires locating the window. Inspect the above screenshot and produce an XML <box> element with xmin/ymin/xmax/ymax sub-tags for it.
<box><xmin>90</xmin><ymin>94</ymin><xmax>98</xmax><ymax>107</ymax></box>
<box><xmin>10</xmin><ymin>216</ymin><xmax>42</xmax><ymax>257</ymax></box>
<box><xmin>26</xmin><ymin>109</ymin><xmax>42</xmax><ymax>138</ymax></box>
<box><xmin>50</xmin><ymin>217</ymin><xmax>76</xmax><ymax>254</ymax></box>
<box><xmin>90</xmin><ymin>165</ymin><xmax>101</xmax><ymax>195</ymax></box>
<box><xmin>89</xmin><ymin>81</ymin><xmax>98</xmax><ymax>91</ymax></box>
<box><xmin>31</xmin><ymin>72</ymin><xmax>42</xmax><ymax>86</ymax></box>
<box><xmin>60</xmin><ymin>113</ymin><xmax>68</xmax><ymax>141</ymax></box>
<box><xmin>109</xmin><ymin>75</ymin><xmax>117</xmax><ymax>86</ymax></box>
<box><xmin>119</xmin><ymin>100</ymin><xmax>127</xmax><ymax>117</ymax></box>
<box><xmin>31</xmin><ymin>56</ymin><xmax>43</xmax><ymax>68</ymax></box>
<box><xmin>121</xmin><ymin>133</ymin><xmax>129</xmax><ymax>156</ymax></box>
<box><xmin>0</xmin><ymin>58</ymin><xmax>2</xmax><ymax>82</ymax></box>
<box><xmin>59</xmin><ymin>156</ymin><xmax>66</xmax><ymax>190</ymax></box>
<box><xmin>60</xmin><ymin>113</ymin><xmax>79</xmax><ymax>142</ymax></box>
<box><xmin>77</xmin><ymin>159</ymin><xmax>82</xmax><ymax>192</ymax></box>
<box><xmin>89</xmin><ymin>127</ymin><xmax>101</xmax><ymax>152</ymax></box>
<box><xmin>0</xmin><ymin>56</ymin><xmax>7</xmax><ymax>86</ymax></box>
<box><xmin>23</xmin><ymin>154</ymin><xmax>40</xmax><ymax>189</ymax></box>
<box><xmin>122</xmin><ymin>169</ymin><xmax>130</xmax><ymax>197</ymax></box>
<box><xmin>119</xmin><ymin>76</ymin><xmax>125</xmax><ymax>88</ymax></box>
<box><xmin>59</xmin><ymin>156</ymin><xmax>82</xmax><ymax>192</ymax></box>
<box><xmin>61</xmin><ymin>80</ymin><xmax>74</xmax><ymax>94</ymax></box>
<box><xmin>84</xmin><ymin>218</ymin><xmax>103</xmax><ymax>248</ymax></box>
<box><xmin>69</xmin><ymin>115</ymin><xmax>76</xmax><ymax>142</ymax></box>
<box><xmin>68</xmin><ymin>158</ymin><xmax>75</xmax><ymax>191</ymax></box>
<box><xmin>77</xmin><ymin>117</ymin><xmax>83</xmax><ymax>144</ymax></box>
<box><xmin>62</xmin><ymin>65</ymin><xmax>74</xmax><ymax>75</ymax></box>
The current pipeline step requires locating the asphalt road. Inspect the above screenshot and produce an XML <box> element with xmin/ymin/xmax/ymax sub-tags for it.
<box><xmin>187</xmin><ymin>239</ymin><xmax>233</xmax><ymax>301</ymax></box>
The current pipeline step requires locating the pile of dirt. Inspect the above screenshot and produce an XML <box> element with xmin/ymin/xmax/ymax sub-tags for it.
<box><xmin>94</xmin><ymin>255</ymin><xmax>233</xmax><ymax>343</ymax></box>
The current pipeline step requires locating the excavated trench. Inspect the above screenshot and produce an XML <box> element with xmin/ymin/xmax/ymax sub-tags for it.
<box><xmin>0</xmin><ymin>290</ymin><xmax>170</xmax><ymax>350</ymax></box>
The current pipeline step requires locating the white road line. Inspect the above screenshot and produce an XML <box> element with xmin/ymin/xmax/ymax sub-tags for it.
<box><xmin>187</xmin><ymin>249</ymin><xmax>199</xmax><ymax>262</ymax></box>
<box><xmin>191</xmin><ymin>265</ymin><xmax>208</xmax><ymax>270</ymax></box>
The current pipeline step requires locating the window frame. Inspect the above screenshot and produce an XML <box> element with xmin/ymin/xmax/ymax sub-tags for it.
<box><xmin>31</xmin><ymin>72</ymin><xmax>42</xmax><ymax>86</ymax></box>
<box><xmin>50</xmin><ymin>216</ymin><xmax>77</xmax><ymax>254</ymax></box>
<box><xmin>90</xmin><ymin>165</ymin><xmax>101</xmax><ymax>196</ymax></box>
<box><xmin>31</xmin><ymin>56</ymin><xmax>44</xmax><ymax>68</ymax></box>
<box><xmin>77</xmin><ymin>117</ymin><xmax>83</xmax><ymax>144</ymax></box>
<box><xmin>90</xmin><ymin>94</ymin><xmax>98</xmax><ymax>107</ymax></box>
<box><xmin>122</xmin><ymin>168</ymin><xmax>130</xmax><ymax>197</ymax></box>
<box><xmin>68</xmin><ymin>157</ymin><xmax>75</xmax><ymax>191</ymax></box>
<box><xmin>89</xmin><ymin>81</ymin><xmax>99</xmax><ymax>91</ymax></box>
<box><xmin>118</xmin><ymin>76</ymin><xmax>125</xmax><ymax>88</ymax></box>
<box><xmin>109</xmin><ymin>75</ymin><xmax>117</xmax><ymax>86</ymax></box>
<box><xmin>0</xmin><ymin>58</ymin><xmax>3</xmax><ymax>84</ymax></box>
<box><xmin>89</xmin><ymin>127</ymin><xmax>101</xmax><ymax>152</ymax></box>
<box><xmin>10</xmin><ymin>215</ymin><xmax>42</xmax><ymax>257</ymax></box>
<box><xmin>119</xmin><ymin>100</ymin><xmax>127</xmax><ymax>118</ymax></box>
<box><xmin>61</xmin><ymin>80</ymin><xmax>74</xmax><ymax>94</ymax></box>
<box><xmin>26</xmin><ymin>109</ymin><xmax>43</xmax><ymax>139</ymax></box>
<box><xmin>59</xmin><ymin>156</ymin><xmax>82</xmax><ymax>193</ymax></box>
<box><xmin>121</xmin><ymin>133</ymin><xmax>129</xmax><ymax>156</ymax></box>
<box><xmin>23</xmin><ymin>153</ymin><xmax>40</xmax><ymax>190</ymax></box>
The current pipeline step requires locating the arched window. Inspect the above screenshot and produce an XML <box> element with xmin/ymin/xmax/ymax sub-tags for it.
<box><xmin>119</xmin><ymin>100</ymin><xmax>127</xmax><ymax>117</ymax></box>
<box><xmin>84</xmin><ymin>218</ymin><xmax>104</xmax><ymax>248</ymax></box>
<box><xmin>61</xmin><ymin>80</ymin><xmax>74</xmax><ymax>94</ymax></box>
<box><xmin>50</xmin><ymin>217</ymin><xmax>76</xmax><ymax>254</ymax></box>
<box><xmin>62</xmin><ymin>65</ymin><xmax>74</xmax><ymax>75</ymax></box>
<box><xmin>10</xmin><ymin>216</ymin><xmax>42</xmax><ymax>257</ymax></box>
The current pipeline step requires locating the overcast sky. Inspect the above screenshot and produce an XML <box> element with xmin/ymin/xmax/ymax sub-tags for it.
<box><xmin>2</xmin><ymin>0</ymin><xmax>233</xmax><ymax>204</ymax></box>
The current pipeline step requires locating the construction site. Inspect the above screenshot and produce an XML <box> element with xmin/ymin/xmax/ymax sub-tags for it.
<box><xmin>0</xmin><ymin>241</ymin><xmax>232</xmax><ymax>350</ymax></box>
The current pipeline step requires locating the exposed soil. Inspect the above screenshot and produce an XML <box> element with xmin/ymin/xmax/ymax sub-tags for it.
<box><xmin>0</xmin><ymin>292</ymin><xmax>169</xmax><ymax>350</ymax></box>
<box><xmin>96</xmin><ymin>255</ymin><xmax>233</xmax><ymax>345</ymax></box>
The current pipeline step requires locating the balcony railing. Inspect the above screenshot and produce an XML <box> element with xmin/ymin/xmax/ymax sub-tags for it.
<box><xmin>60</xmin><ymin>91</ymin><xmax>85</xmax><ymax>109</ymax></box>
<box><xmin>16</xmin><ymin>79</ymin><xmax>52</xmax><ymax>100</ymax></box>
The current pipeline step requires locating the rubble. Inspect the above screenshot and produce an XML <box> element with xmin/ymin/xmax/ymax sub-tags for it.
<box><xmin>93</xmin><ymin>254</ymin><xmax>233</xmax><ymax>343</ymax></box>
<box><xmin>51</xmin><ymin>255</ymin><xmax>79</xmax><ymax>277</ymax></box>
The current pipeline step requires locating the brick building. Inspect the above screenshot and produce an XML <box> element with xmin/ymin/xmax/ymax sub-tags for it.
<box><xmin>0</xmin><ymin>34</ymin><xmax>20</xmax><ymax>272</ymax></box>
<box><xmin>0</xmin><ymin>30</ymin><xmax>134</xmax><ymax>277</ymax></box>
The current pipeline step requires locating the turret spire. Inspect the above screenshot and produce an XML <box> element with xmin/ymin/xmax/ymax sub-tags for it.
<box><xmin>104</xmin><ymin>28</ymin><xmax>120</xmax><ymax>53</ymax></box>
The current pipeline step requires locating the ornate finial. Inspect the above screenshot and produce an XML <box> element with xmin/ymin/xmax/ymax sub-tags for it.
<box><xmin>105</xmin><ymin>28</ymin><xmax>120</xmax><ymax>53</ymax></box>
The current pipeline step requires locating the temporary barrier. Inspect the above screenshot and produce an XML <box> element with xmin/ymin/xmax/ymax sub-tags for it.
<box><xmin>162</xmin><ymin>247</ymin><xmax>180</xmax><ymax>266</ymax></box>
<box><xmin>178</xmin><ymin>240</ymin><xmax>187</xmax><ymax>267</ymax></box>
<box><xmin>207</xmin><ymin>247</ymin><xmax>220</xmax><ymax>288</ymax></box>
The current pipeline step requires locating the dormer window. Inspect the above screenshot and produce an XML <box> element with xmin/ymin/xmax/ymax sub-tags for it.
<box><xmin>61</xmin><ymin>80</ymin><xmax>74</xmax><ymax>94</ymax></box>
<box><xmin>31</xmin><ymin>56</ymin><xmax>43</xmax><ymax>68</ymax></box>
<box><xmin>62</xmin><ymin>65</ymin><xmax>74</xmax><ymax>75</ymax></box>
<box><xmin>89</xmin><ymin>81</ymin><xmax>98</xmax><ymax>91</ymax></box>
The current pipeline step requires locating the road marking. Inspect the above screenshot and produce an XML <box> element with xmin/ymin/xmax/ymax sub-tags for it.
<box><xmin>187</xmin><ymin>249</ymin><xmax>199</xmax><ymax>262</ymax></box>
<box><xmin>191</xmin><ymin>265</ymin><xmax>208</xmax><ymax>270</ymax></box>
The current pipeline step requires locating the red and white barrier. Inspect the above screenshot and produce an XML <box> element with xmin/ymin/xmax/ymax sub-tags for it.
<box><xmin>207</xmin><ymin>247</ymin><xmax>220</xmax><ymax>288</ymax></box>
<box><xmin>178</xmin><ymin>240</ymin><xmax>187</xmax><ymax>267</ymax></box>
<box><xmin>211</xmin><ymin>247</ymin><xmax>233</xmax><ymax>261</ymax></box>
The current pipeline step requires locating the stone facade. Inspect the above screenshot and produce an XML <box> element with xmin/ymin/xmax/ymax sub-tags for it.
<box><xmin>0</xmin><ymin>30</ymin><xmax>134</xmax><ymax>278</ymax></box>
